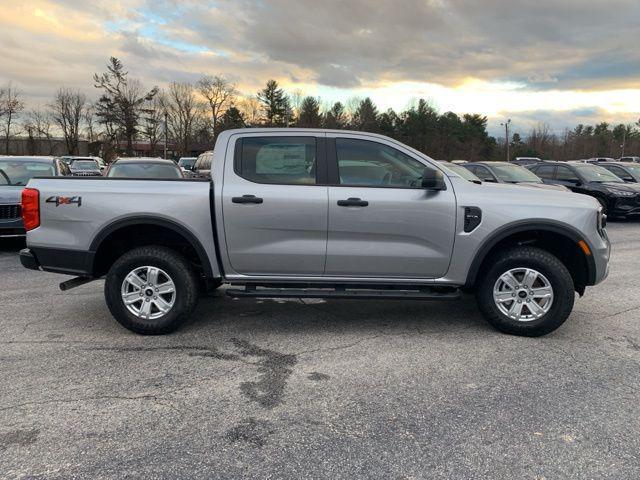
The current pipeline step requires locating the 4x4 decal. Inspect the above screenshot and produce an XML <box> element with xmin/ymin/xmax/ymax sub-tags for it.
<box><xmin>46</xmin><ymin>196</ymin><xmax>82</xmax><ymax>207</ymax></box>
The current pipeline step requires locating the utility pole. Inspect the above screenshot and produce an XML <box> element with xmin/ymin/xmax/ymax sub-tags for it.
<box><xmin>501</xmin><ymin>118</ymin><xmax>512</xmax><ymax>162</ymax></box>
<box><xmin>164</xmin><ymin>111</ymin><xmax>168</xmax><ymax>160</ymax></box>
<box><xmin>621</xmin><ymin>128</ymin><xmax>627</xmax><ymax>157</ymax></box>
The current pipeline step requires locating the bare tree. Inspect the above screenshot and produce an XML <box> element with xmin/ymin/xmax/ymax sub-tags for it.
<box><xmin>165</xmin><ymin>82</ymin><xmax>201</xmax><ymax>157</ymax></box>
<box><xmin>94</xmin><ymin>57</ymin><xmax>158</xmax><ymax>155</ymax></box>
<box><xmin>49</xmin><ymin>88</ymin><xmax>86</xmax><ymax>155</ymax></box>
<box><xmin>24</xmin><ymin>109</ymin><xmax>55</xmax><ymax>154</ymax></box>
<box><xmin>0</xmin><ymin>83</ymin><xmax>25</xmax><ymax>154</ymax></box>
<box><xmin>238</xmin><ymin>95</ymin><xmax>261</xmax><ymax>127</ymax></box>
<box><xmin>197</xmin><ymin>75</ymin><xmax>237</xmax><ymax>135</ymax></box>
<box><xmin>83</xmin><ymin>103</ymin><xmax>98</xmax><ymax>143</ymax></box>
<box><xmin>141</xmin><ymin>91</ymin><xmax>166</xmax><ymax>157</ymax></box>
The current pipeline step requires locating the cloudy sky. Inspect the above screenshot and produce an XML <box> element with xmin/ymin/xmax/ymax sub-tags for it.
<box><xmin>1</xmin><ymin>0</ymin><xmax>639</xmax><ymax>135</ymax></box>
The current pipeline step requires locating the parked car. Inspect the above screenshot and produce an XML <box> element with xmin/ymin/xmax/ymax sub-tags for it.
<box><xmin>438</xmin><ymin>161</ymin><xmax>481</xmax><ymax>182</ymax></box>
<box><xmin>0</xmin><ymin>156</ymin><xmax>69</xmax><ymax>238</ymax></box>
<box><xmin>618</xmin><ymin>156</ymin><xmax>640</xmax><ymax>163</ymax></box>
<box><xmin>178</xmin><ymin>157</ymin><xmax>198</xmax><ymax>175</ymax></box>
<box><xmin>20</xmin><ymin>129</ymin><xmax>610</xmax><ymax>338</ymax></box>
<box><xmin>598</xmin><ymin>162</ymin><xmax>640</xmax><ymax>183</ymax></box>
<box><xmin>191</xmin><ymin>151</ymin><xmax>213</xmax><ymax>178</ymax></box>
<box><xmin>62</xmin><ymin>156</ymin><xmax>106</xmax><ymax>174</ymax></box>
<box><xmin>68</xmin><ymin>158</ymin><xmax>103</xmax><ymax>177</ymax></box>
<box><xmin>511</xmin><ymin>157</ymin><xmax>543</xmax><ymax>166</ymax></box>
<box><xmin>106</xmin><ymin>158</ymin><xmax>184</xmax><ymax>179</ymax></box>
<box><xmin>585</xmin><ymin>157</ymin><xmax>616</xmax><ymax>164</ymax></box>
<box><xmin>462</xmin><ymin>161</ymin><xmax>569</xmax><ymax>191</ymax></box>
<box><xmin>527</xmin><ymin>161</ymin><xmax>640</xmax><ymax>218</ymax></box>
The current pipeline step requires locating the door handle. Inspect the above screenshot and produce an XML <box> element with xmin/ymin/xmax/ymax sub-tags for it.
<box><xmin>337</xmin><ymin>197</ymin><xmax>369</xmax><ymax>207</ymax></box>
<box><xmin>232</xmin><ymin>195</ymin><xmax>264</xmax><ymax>204</ymax></box>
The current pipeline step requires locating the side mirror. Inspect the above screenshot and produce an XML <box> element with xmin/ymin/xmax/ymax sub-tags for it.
<box><xmin>422</xmin><ymin>168</ymin><xmax>446</xmax><ymax>191</ymax></box>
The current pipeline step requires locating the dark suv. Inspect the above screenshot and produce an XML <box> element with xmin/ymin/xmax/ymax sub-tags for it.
<box><xmin>528</xmin><ymin>161</ymin><xmax>640</xmax><ymax>218</ymax></box>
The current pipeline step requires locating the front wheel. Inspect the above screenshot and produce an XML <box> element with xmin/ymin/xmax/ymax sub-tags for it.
<box><xmin>476</xmin><ymin>247</ymin><xmax>575</xmax><ymax>337</ymax></box>
<box><xmin>105</xmin><ymin>246</ymin><xmax>199</xmax><ymax>335</ymax></box>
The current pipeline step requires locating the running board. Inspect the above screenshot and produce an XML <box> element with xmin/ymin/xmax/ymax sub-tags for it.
<box><xmin>225</xmin><ymin>286</ymin><xmax>461</xmax><ymax>301</ymax></box>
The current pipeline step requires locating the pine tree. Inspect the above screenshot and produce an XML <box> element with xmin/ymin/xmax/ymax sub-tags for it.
<box><xmin>257</xmin><ymin>79</ymin><xmax>291</xmax><ymax>126</ymax></box>
<box><xmin>296</xmin><ymin>97</ymin><xmax>322</xmax><ymax>128</ymax></box>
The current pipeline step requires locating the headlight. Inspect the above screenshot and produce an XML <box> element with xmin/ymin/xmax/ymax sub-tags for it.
<box><xmin>607</xmin><ymin>188</ymin><xmax>636</xmax><ymax>197</ymax></box>
<box><xmin>597</xmin><ymin>208</ymin><xmax>607</xmax><ymax>233</ymax></box>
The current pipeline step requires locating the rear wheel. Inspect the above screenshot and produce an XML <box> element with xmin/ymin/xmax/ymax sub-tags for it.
<box><xmin>105</xmin><ymin>246</ymin><xmax>199</xmax><ymax>334</ymax></box>
<box><xmin>476</xmin><ymin>247</ymin><xmax>575</xmax><ymax>337</ymax></box>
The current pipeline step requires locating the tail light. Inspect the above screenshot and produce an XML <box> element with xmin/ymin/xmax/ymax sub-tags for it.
<box><xmin>21</xmin><ymin>188</ymin><xmax>40</xmax><ymax>231</ymax></box>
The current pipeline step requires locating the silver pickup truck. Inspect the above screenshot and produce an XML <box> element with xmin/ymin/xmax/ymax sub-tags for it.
<box><xmin>20</xmin><ymin>129</ymin><xmax>611</xmax><ymax>337</ymax></box>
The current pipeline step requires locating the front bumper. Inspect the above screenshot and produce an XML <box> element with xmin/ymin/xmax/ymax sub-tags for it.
<box><xmin>609</xmin><ymin>197</ymin><xmax>640</xmax><ymax>218</ymax></box>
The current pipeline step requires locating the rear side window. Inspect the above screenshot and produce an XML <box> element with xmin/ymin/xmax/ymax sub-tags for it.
<box><xmin>237</xmin><ymin>137</ymin><xmax>317</xmax><ymax>185</ymax></box>
<box><xmin>534</xmin><ymin>165</ymin><xmax>556</xmax><ymax>179</ymax></box>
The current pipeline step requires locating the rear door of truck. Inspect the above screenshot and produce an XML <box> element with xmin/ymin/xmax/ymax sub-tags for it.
<box><xmin>220</xmin><ymin>132</ymin><xmax>328</xmax><ymax>276</ymax></box>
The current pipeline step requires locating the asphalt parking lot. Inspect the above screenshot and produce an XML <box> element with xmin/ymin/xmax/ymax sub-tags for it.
<box><xmin>1</xmin><ymin>224</ymin><xmax>639</xmax><ymax>480</ymax></box>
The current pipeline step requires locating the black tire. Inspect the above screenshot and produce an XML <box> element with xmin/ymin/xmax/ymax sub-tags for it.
<box><xmin>476</xmin><ymin>246</ymin><xmax>575</xmax><ymax>337</ymax></box>
<box><xmin>104</xmin><ymin>246</ymin><xmax>199</xmax><ymax>335</ymax></box>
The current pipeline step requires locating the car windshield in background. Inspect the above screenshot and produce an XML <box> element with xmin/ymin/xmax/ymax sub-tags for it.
<box><xmin>0</xmin><ymin>161</ymin><xmax>54</xmax><ymax>185</ymax></box>
<box><xmin>621</xmin><ymin>164</ymin><xmax>640</xmax><ymax>176</ymax></box>
<box><xmin>108</xmin><ymin>163</ymin><xmax>182</xmax><ymax>179</ymax></box>
<box><xmin>178</xmin><ymin>158</ymin><xmax>196</xmax><ymax>168</ymax></box>
<box><xmin>0</xmin><ymin>169</ymin><xmax>9</xmax><ymax>185</ymax></box>
<box><xmin>489</xmin><ymin>163</ymin><xmax>543</xmax><ymax>183</ymax></box>
<box><xmin>573</xmin><ymin>164</ymin><xmax>623</xmax><ymax>183</ymax></box>
<box><xmin>71</xmin><ymin>160</ymin><xmax>98</xmax><ymax>170</ymax></box>
<box><xmin>444</xmin><ymin>163</ymin><xmax>481</xmax><ymax>181</ymax></box>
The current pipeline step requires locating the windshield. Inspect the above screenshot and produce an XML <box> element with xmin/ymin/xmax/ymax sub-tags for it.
<box><xmin>0</xmin><ymin>161</ymin><xmax>55</xmax><ymax>185</ymax></box>
<box><xmin>621</xmin><ymin>164</ymin><xmax>640</xmax><ymax>176</ymax></box>
<box><xmin>107</xmin><ymin>163</ymin><xmax>182</xmax><ymax>179</ymax></box>
<box><xmin>444</xmin><ymin>163</ymin><xmax>481</xmax><ymax>181</ymax></box>
<box><xmin>489</xmin><ymin>163</ymin><xmax>543</xmax><ymax>183</ymax></box>
<box><xmin>71</xmin><ymin>160</ymin><xmax>98</xmax><ymax>170</ymax></box>
<box><xmin>178</xmin><ymin>158</ymin><xmax>196</xmax><ymax>168</ymax></box>
<box><xmin>573</xmin><ymin>164</ymin><xmax>623</xmax><ymax>183</ymax></box>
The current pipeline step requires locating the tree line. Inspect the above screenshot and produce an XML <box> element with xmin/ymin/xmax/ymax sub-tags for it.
<box><xmin>1</xmin><ymin>56</ymin><xmax>638</xmax><ymax>162</ymax></box>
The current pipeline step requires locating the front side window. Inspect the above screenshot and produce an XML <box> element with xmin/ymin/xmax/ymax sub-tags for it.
<box><xmin>336</xmin><ymin>138</ymin><xmax>425</xmax><ymax>188</ymax></box>
<box><xmin>556</xmin><ymin>166</ymin><xmax>580</xmax><ymax>182</ymax></box>
<box><xmin>238</xmin><ymin>137</ymin><xmax>316</xmax><ymax>185</ymax></box>
<box><xmin>605</xmin><ymin>166</ymin><xmax>634</xmax><ymax>182</ymax></box>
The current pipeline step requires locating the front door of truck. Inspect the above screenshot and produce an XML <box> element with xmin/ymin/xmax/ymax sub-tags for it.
<box><xmin>324</xmin><ymin>136</ymin><xmax>456</xmax><ymax>278</ymax></box>
<box><xmin>221</xmin><ymin>134</ymin><xmax>328</xmax><ymax>276</ymax></box>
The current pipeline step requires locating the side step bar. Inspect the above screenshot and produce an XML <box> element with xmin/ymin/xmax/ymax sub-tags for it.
<box><xmin>226</xmin><ymin>286</ymin><xmax>461</xmax><ymax>301</ymax></box>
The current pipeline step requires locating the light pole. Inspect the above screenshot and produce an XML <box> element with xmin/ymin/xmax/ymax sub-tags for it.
<box><xmin>500</xmin><ymin>119</ymin><xmax>512</xmax><ymax>162</ymax></box>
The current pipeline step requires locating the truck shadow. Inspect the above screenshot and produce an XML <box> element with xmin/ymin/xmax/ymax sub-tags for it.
<box><xmin>188</xmin><ymin>290</ymin><xmax>490</xmax><ymax>337</ymax></box>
